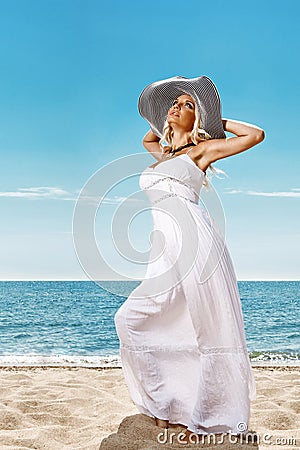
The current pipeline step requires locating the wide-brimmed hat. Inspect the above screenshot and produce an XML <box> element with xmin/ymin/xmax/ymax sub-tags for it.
<box><xmin>138</xmin><ymin>75</ymin><xmax>226</xmax><ymax>140</ymax></box>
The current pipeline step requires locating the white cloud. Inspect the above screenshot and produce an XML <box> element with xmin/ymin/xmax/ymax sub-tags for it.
<box><xmin>225</xmin><ymin>188</ymin><xmax>300</xmax><ymax>198</ymax></box>
<box><xmin>74</xmin><ymin>194</ymin><xmax>144</xmax><ymax>205</ymax></box>
<box><xmin>0</xmin><ymin>187</ymin><xmax>144</xmax><ymax>204</ymax></box>
<box><xmin>0</xmin><ymin>186</ymin><xmax>73</xmax><ymax>200</ymax></box>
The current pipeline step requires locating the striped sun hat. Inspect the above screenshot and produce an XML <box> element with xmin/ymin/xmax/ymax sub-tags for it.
<box><xmin>138</xmin><ymin>75</ymin><xmax>226</xmax><ymax>140</ymax></box>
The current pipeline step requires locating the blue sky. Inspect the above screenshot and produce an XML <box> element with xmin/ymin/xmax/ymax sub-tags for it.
<box><xmin>0</xmin><ymin>0</ymin><xmax>299</xmax><ymax>280</ymax></box>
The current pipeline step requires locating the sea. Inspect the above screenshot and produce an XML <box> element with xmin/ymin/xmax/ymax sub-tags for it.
<box><xmin>0</xmin><ymin>281</ymin><xmax>299</xmax><ymax>368</ymax></box>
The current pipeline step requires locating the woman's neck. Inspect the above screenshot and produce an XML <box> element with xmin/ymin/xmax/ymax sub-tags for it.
<box><xmin>171</xmin><ymin>130</ymin><xmax>193</xmax><ymax>149</ymax></box>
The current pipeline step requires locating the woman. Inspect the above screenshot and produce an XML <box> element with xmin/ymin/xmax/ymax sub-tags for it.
<box><xmin>114</xmin><ymin>75</ymin><xmax>264</xmax><ymax>441</ymax></box>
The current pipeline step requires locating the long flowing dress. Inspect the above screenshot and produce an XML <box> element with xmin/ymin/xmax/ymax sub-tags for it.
<box><xmin>114</xmin><ymin>151</ymin><xmax>256</xmax><ymax>435</ymax></box>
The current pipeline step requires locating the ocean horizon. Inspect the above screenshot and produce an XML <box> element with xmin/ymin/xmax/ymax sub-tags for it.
<box><xmin>0</xmin><ymin>280</ymin><xmax>299</xmax><ymax>368</ymax></box>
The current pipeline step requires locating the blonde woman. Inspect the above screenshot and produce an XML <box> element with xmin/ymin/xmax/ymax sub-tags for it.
<box><xmin>114</xmin><ymin>76</ymin><xmax>264</xmax><ymax>442</ymax></box>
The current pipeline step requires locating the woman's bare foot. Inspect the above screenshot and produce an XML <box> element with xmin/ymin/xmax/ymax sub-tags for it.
<box><xmin>183</xmin><ymin>429</ymin><xmax>193</xmax><ymax>442</ymax></box>
<box><xmin>155</xmin><ymin>417</ymin><xmax>169</xmax><ymax>428</ymax></box>
<box><xmin>168</xmin><ymin>422</ymin><xmax>188</xmax><ymax>428</ymax></box>
<box><xmin>181</xmin><ymin>429</ymin><xmax>205</xmax><ymax>443</ymax></box>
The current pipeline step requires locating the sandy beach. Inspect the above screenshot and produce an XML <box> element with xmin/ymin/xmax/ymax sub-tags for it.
<box><xmin>0</xmin><ymin>366</ymin><xmax>299</xmax><ymax>449</ymax></box>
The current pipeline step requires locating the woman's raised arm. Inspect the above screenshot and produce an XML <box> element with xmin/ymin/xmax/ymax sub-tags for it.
<box><xmin>142</xmin><ymin>129</ymin><xmax>163</xmax><ymax>160</ymax></box>
<box><xmin>197</xmin><ymin>118</ymin><xmax>265</xmax><ymax>164</ymax></box>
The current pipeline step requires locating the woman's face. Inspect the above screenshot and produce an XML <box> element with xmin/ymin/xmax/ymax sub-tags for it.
<box><xmin>167</xmin><ymin>94</ymin><xmax>196</xmax><ymax>132</ymax></box>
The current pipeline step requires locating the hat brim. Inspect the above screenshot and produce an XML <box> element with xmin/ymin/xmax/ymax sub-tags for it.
<box><xmin>138</xmin><ymin>75</ymin><xmax>226</xmax><ymax>140</ymax></box>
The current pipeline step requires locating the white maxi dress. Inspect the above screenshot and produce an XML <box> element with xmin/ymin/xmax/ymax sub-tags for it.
<box><xmin>114</xmin><ymin>151</ymin><xmax>256</xmax><ymax>435</ymax></box>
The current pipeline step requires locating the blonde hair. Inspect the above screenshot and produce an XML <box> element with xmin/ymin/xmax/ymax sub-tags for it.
<box><xmin>159</xmin><ymin>96</ymin><xmax>228</xmax><ymax>188</ymax></box>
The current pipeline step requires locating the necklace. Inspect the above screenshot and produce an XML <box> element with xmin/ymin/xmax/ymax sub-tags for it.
<box><xmin>168</xmin><ymin>142</ymin><xmax>196</xmax><ymax>157</ymax></box>
<box><xmin>149</xmin><ymin>142</ymin><xmax>196</xmax><ymax>170</ymax></box>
